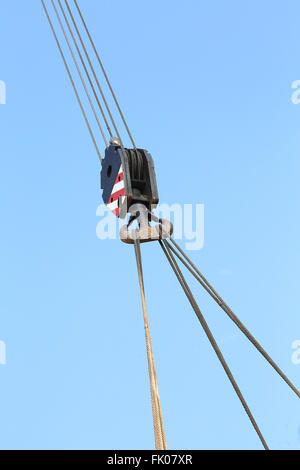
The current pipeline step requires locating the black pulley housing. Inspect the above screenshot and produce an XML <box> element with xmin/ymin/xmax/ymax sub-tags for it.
<box><xmin>101</xmin><ymin>142</ymin><xmax>159</xmax><ymax>218</ymax></box>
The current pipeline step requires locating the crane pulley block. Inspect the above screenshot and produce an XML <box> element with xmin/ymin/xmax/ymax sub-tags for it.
<box><xmin>101</xmin><ymin>141</ymin><xmax>159</xmax><ymax>218</ymax></box>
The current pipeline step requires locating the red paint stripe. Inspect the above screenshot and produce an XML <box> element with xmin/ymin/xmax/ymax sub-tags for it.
<box><xmin>109</xmin><ymin>188</ymin><xmax>126</xmax><ymax>203</ymax></box>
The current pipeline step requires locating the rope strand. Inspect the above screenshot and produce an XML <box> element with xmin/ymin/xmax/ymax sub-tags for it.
<box><xmin>51</xmin><ymin>0</ymin><xmax>108</xmax><ymax>147</ymax></box>
<box><xmin>58</xmin><ymin>0</ymin><xmax>113</xmax><ymax>139</ymax></box>
<box><xmin>41</xmin><ymin>0</ymin><xmax>102</xmax><ymax>162</ymax></box>
<box><xmin>64</xmin><ymin>0</ymin><xmax>124</xmax><ymax>147</ymax></box>
<box><xmin>160</xmin><ymin>240</ymin><xmax>269</xmax><ymax>450</ymax></box>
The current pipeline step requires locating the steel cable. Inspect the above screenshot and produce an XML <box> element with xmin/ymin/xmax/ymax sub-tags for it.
<box><xmin>41</xmin><ymin>0</ymin><xmax>103</xmax><ymax>162</ymax></box>
<box><xmin>168</xmin><ymin>238</ymin><xmax>300</xmax><ymax>400</ymax></box>
<box><xmin>64</xmin><ymin>0</ymin><xmax>124</xmax><ymax>147</ymax></box>
<box><xmin>159</xmin><ymin>240</ymin><xmax>269</xmax><ymax>450</ymax></box>
<box><xmin>134</xmin><ymin>237</ymin><xmax>167</xmax><ymax>450</ymax></box>
<box><xmin>57</xmin><ymin>0</ymin><xmax>113</xmax><ymax>139</ymax></box>
<box><xmin>50</xmin><ymin>0</ymin><xmax>108</xmax><ymax>148</ymax></box>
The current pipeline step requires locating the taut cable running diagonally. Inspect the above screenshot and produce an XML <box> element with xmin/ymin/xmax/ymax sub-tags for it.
<box><xmin>50</xmin><ymin>0</ymin><xmax>108</xmax><ymax>147</ymax></box>
<box><xmin>134</xmin><ymin>238</ymin><xmax>167</xmax><ymax>450</ymax></box>
<box><xmin>73</xmin><ymin>0</ymin><xmax>137</xmax><ymax>149</ymax></box>
<box><xmin>166</xmin><ymin>238</ymin><xmax>300</xmax><ymax>400</ymax></box>
<box><xmin>64</xmin><ymin>0</ymin><xmax>125</xmax><ymax>147</ymax></box>
<box><xmin>41</xmin><ymin>0</ymin><xmax>103</xmax><ymax>162</ymax></box>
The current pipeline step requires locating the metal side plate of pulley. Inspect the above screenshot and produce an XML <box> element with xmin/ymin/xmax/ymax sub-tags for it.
<box><xmin>101</xmin><ymin>141</ymin><xmax>159</xmax><ymax>218</ymax></box>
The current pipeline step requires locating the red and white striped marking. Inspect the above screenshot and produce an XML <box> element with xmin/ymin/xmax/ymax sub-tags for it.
<box><xmin>107</xmin><ymin>166</ymin><xmax>126</xmax><ymax>217</ymax></box>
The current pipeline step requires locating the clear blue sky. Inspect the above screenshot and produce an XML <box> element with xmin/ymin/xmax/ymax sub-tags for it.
<box><xmin>0</xmin><ymin>0</ymin><xmax>300</xmax><ymax>450</ymax></box>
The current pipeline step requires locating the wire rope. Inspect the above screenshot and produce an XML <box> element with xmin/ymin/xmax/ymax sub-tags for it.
<box><xmin>41</xmin><ymin>0</ymin><xmax>103</xmax><ymax>162</ymax></box>
<box><xmin>51</xmin><ymin>0</ymin><xmax>108</xmax><ymax>147</ymax></box>
<box><xmin>73</xmin><ymin>0</ymin><xmax>137</xmax><ymax>148</ymax></box>
<box><xmin>160</xmin><ymin>240</ymin><xmax>269</xmax><ymax>450</ymax></box>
